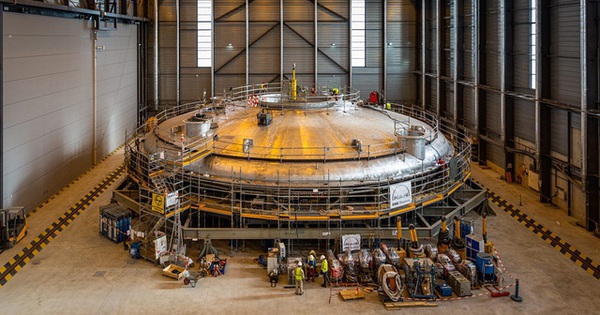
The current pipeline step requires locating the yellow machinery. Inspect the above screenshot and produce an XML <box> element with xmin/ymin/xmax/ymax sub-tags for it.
<box><xmin>291</xmin><ymin>63</ymin><xmax>297</xmax><ymax>100</ymax></box>
<box><xmin>0</xmin><ymin>207</ymin><xmax>28</xmax><ymax>249</ymax></box>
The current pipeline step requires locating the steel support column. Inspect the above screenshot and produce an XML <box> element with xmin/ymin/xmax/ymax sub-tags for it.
<box><xmin>280</xmin><ymin>0</ymin><xmax>283</xmax><ymax>84</ymax></box>
<box><xmin>0</xmin><ymin>3</ymin><xmax>3</xmax><ymax>208</ymax></box>
<box><xmin>314</xmin><ymin>0</ymin><xmax>318</xmax><ymax>85</ymax></box>
<box><xmin>245</xmin><ymin>0</ymin><xmax>249</xmax><ymax>85</ymax></box>
<box><xmin>383</xmin><ymin>0</ymin><xmax>387</xmax><ymax>96</ymax></box>
<box><xmin>175</xmin><ymin>0</ymin><xmax>180</xmax><ymax>105</ymax></box>
<box><xmin>501</xmin><ymin>0</ymin><xmax>515</xmax><ymax>179</ymax></box>
<box><xmin>435</xmin><ymin>0</ymin><xmax>442</xmax><ymax>116</ymax></box>
<box><xmin>420</xmin><ymin>0</ymin><xmax>427</xmax><ymax>110</ymax></box>
<box><xmin>452</xmin><ymin>0</ymin><xmax>463</xmax><ymax>127</ymax></box>
<box><xmin>348</xmin><ymin>1</ymin><xmax>352</xmax><ymax>88</ymax></box>
<box><xmin>536</xmin><ymin>0</ymin><xmax>552</xmax><ymax>202</ymax></box>
<box><xmin>581</xmin><ymin>0</ymin><xmax>599</xmax><ymax>230</ymax></box>
<box><xmin>153</xmin><ymin>0</ymin><xmax>159</xmax><ymax>109</ymax></box>
<box><xmin>476</xmin><ymin>0</ymin><xmax>487</xmax><ymax>162</ymax></box>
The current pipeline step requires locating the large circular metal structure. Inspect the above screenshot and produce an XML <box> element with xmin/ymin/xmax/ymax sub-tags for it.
<box><xmin>124</xmin><ymin>83</ymin><xmax>474</xmax><ymax>229</ymax></box>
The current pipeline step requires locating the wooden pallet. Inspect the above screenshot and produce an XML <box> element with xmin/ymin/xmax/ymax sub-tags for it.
<box><xmin>339</xmin><ymin>289</ymin><xmax>365</xmax><ymax>301</ymax></box>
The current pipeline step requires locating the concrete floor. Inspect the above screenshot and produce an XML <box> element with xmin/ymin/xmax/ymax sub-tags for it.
<box><xmin>1</xmin><ymin>150</ymin><xmax>600</xmax><ymax>314</ymax></box>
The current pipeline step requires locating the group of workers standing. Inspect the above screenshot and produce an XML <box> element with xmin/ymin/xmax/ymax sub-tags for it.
<box><xmin>293</xmin><ymin>251</ymin><xmax>329</xmax><ymax>295</ymax></box>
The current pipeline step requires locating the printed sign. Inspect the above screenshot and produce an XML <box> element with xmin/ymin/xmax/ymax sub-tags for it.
<box><xmin>342</xmin><ymin>234</ymin><xmax>361</xmax><ymax>252</ymax></box>
<box><xmin>154</xmin><ymin>235</ymin><xmax>168</xmax><ymax>259</ymax></box>
<box><xmin>152</xmin><ymin>193</ymin><xmax>165</xmax><ymax>214</ymax></box>
<box><xmin>166</xmin><ymin>191</ymin><xmax>179</xmax><ymax>207</ymax></box>
<box><xmin>389</xmin><ymin>181</ymin><xmax>412</xmax><ymax>209</ymax></box>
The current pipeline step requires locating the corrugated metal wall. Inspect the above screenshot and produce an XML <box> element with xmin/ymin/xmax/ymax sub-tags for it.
<box><xmin>387</xmin><ymin>0</ymin><xmax>416</xmax><ymax>102</ymax></box>
<box><xmin>352</xmin><ymin>0</ymin><xmax>382</xmax><ymax>98</ymax></box>
<box><xmin>181</xmin><ymin>0</ymin><xmax>211</xmax><ymax>103</ymax></box>
<box><xmin>96</xmin><ymin>24</ymin><xmax>139</xmax><ymax>158</ymax></box>
<box><xmin>159</xmin><ymin>0</ymin><xmax>177</xmax><ymax>104</ymax></box>
<box><xmin>3</xmin><ymin>13</ymin><xmax>138</xmax><ymax>210</ymax></box>
<box><xmin>416</xmin><ymin>0</ymin><xmax>598</xmax><ymax>224</ymax></box>
<box><xmin>249</xmin><ymin>0</ymin><xmax>281</xmax><ymax>84</ymax></box>
<box><xmin>156</xmin><ymin>0</ymin><xmax>420</xmax><ymax>105</ymax></box>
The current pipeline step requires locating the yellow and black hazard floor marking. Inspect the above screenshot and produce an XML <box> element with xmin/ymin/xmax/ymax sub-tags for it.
<box><xmin>0</xmin><ymin>164</ymin><xmax>125</xmax><ymax>288</ymax></box>
<box><xmin>478</xmin><ymin>182</ymin><xmax>600</xmax><ymax>280</ymax></box>
<box><xmin>26</xmin><ymin>145</ymin><xmax>125</xmax><ymax>218</ymax></box>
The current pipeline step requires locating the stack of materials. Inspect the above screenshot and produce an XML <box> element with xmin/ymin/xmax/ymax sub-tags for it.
<box><xmin>99</xmin><ymin>204</ymin><xmax>131</xmax><ymax>243</ymax></box>
<box><xmin>447</xmin><ymin>270</ymin><xmax>471</xmax><ymax>297</ymax></box>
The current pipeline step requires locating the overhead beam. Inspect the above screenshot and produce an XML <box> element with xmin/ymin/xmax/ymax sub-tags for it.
<box><xmin>309</xmin><ymin>0</ymin><xmax>348</xmax><ymax>22</ymax></box>
<box><xmin>215</xmin><ymin>0</ymin><xmax>254</xmax><ymax>22</ymax></box>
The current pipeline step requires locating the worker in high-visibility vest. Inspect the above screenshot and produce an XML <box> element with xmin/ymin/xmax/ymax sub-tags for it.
<box><xmin>320</xmin><ymin>255</ymin><xmax>329</xmax><ymax>287</ymax></box>
<box><xmin>295</xmin><ymin>261</ymin><xmax>305</xmax><ymax>295</ymax></box>
<box><xmin>386</xmin><ymin>101</ymin><xmax>391</xmax><ymax>110</ymax></box>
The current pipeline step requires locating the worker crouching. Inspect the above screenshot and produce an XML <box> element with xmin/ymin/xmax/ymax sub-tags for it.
<box><xmin>295</xmin><ymin>261</ymin><xmax>305</xmax><ymax>295</ymax></box>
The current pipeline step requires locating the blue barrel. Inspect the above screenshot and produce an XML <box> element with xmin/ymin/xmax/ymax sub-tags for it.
<box><xmin>460</xmin><ymin>221</ymin><xmax>474</xmax><ymax>239</ymax></box>
<box><xmin>476</xmin><ymin>252</ymin><xmax>493</xmax><ymax>274</ymax></box>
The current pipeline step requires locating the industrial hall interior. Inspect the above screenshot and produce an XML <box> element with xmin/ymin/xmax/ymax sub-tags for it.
<box><xmin>1</xmin><ymin>0</ymin><xmax>599</xmax><ymax>313</ymax></box>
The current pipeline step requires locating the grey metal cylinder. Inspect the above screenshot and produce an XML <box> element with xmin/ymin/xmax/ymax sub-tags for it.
<box><xmin>185</xmin><ymin>118</ymin><xmax>211</xmax><ymax>138</ymax></box>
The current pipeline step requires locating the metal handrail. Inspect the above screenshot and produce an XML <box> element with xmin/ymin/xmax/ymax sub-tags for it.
<box><xmin>123</xmin><ymin>84</ymin><xmax>471</xmax><ymax>218</ymax></box>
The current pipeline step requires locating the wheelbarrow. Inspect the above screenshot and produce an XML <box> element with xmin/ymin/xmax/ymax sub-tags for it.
<box><xmin>183</xmin><ymin>270</ymin><xmax>201</xmax><ymax>288</ymax></box>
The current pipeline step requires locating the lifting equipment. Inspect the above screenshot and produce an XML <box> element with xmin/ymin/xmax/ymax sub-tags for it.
<box><xmin>0</xmin><ymin>207</ymin><xmax>28</xmax><ymax>249</ymax></box>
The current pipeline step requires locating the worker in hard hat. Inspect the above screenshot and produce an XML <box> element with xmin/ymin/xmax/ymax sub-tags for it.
<box><xmin>320</xmin><ymin>255</ymin><xmax>329</xmax><ymax>287</ymax></box>
<box><xmin>386</xmin><ymin>101</ymin><xmax>391</xmax><ymax>110</ymax></box>
<box><xmin>332</xmin><ymin>87</ymin><xmax>339</xmax><ymax>101</ymax></box>
<box><xmin>295</xmin><ymin>260</ymin><xmax>305</xmax><ymax>295</ymax></box>
<box><xmin>306</xmin><ymin>254</ymin><xmax>317</xmax><ymax>282</ymax></box>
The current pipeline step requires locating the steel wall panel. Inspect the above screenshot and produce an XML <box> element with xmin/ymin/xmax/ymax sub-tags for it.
<box><xmin>463</xmin><ymin>86</ymin><xmax>475</xmax><ymax>129</ymax></box>
<box><xmin>215</xmin><ymin>0</ymin><xmax>245</xmax><ymax>22</ymax></box>
<box><xmin>485</xmin><ymin>92</ymin><xmax>501</xmax><ymax>136</ymax></box>
<box><xmin>318</xmin><ymin>0</ymin><xmax>348</xmax><ymax>21</ymax></box>
<box><xmin>513</xmin><ymin>98</ymin><xmax>535</xmax><ymax>142</ymax></box>
<box><xmin>551</xmin><ymin>108</ymin><xmax>569</xmax><ymax>156</ymax></box>
<box><xmin>180</xmin><ymin>0</ymin><xmax>198</xmax><ymax>21</ymax></box>
<box><xmin>249</xmin><ymin>0</ymin><xmax>280</xmax><ymax>21</ymax></box>
<box><xmin>549</xmin><ymin>1</ymin><xmax>580</xmax><ymax>105</ymax></box>
<box><xmin>486</xmin><ymin>142</ymin><xmax>506</xmax><ymax>167</ymax></box>
<box><xmin>513</xmin><ymin>3</ymin><xmax>531</xmax><ymax>89</ymax></box>
<box><xmin>284</xmin><ymin>0</ymin><xmax>313</xmax><ymax>21</ymax></box>
<box><xmin>3</xmin><ymin>13</ymin><xmax>137</xmax><ymax>210</ymax></box>
<box><xmin>96</xmin><ymin>24</ymin><xmax>138</xmax><ymax>159</ymax></box>
<box><xmin>352</xmin><ymin>73</ymin><xmax>382</xmax><ymax>98</ymax></box>
<box><xmin>483</xmin><ymin>2</ymin><xmax>499</xmax><ymax>88</ymax></box>
<box><xmin>387</xmin><ymin>0</ymin><xmax>416</xmax><ymax>102</ymax></box>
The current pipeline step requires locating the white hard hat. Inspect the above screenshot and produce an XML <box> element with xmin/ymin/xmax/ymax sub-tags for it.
<box><xmin>320</xmin><ymin>255</ymin><xmax>326</xmax><ymax>260</ymax></box>
<box><xmin>308</xmin><ymin>255</ymin><xmax>314</xmax><ymax>260</ymax></box>
<box><xmin>298</xmin><ymin>261</ymin><xmax>302</xmax><ymax>266</ymax></box>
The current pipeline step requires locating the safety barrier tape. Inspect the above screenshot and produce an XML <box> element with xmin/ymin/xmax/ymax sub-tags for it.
<box><xmin>474</xmin><ymin>179</ymin><xmax>600</xmax><ymax>281</ymax></box>
<box><xmin>26</xmin><ymin>145</ymin><xmax>124</xmax><ymax>218</ymax></box>
<box><xmin>0</xmin><ymin>164</ymin><xmax>125</xmax><ymax>288</ymax></box>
